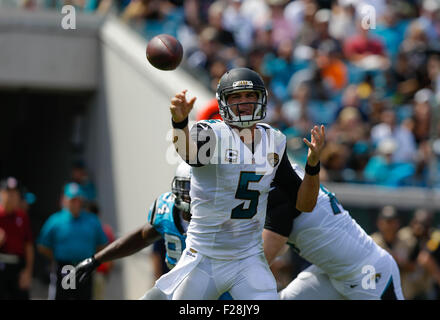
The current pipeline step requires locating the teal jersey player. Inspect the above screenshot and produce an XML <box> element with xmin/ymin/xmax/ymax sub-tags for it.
<box><xmin>147</xmin><ymin>192</ymin><xmax>188</xmax><ymax>269</ymax></box>
<box><xmin>146</xmin><ymin>191</ymin><xmax>232</xmax><ymax>300</ymax></box>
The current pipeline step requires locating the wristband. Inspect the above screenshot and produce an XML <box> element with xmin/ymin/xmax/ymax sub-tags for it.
<box><xmin>172</xmin><ymin>117</ymin><xmax>188</xmax><ymax>129</ymax></box>
<box><xmin>91</xmin><ymin>255</ymin><xmax>101</xmax><ymax>268</ymax></box>
<box><xmin>305</xmin><ymin>161</ymin><xmax>320</xmax><ymax>176</ymax></box>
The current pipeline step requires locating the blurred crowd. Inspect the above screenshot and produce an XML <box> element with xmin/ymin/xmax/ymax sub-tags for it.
<box><xmin>168</xmin><ymin>0</ymin><xmax>440</xmax><ymax>189</ymax></box>
<box><xmin>0</xmin><ymin>163</ymin><xmax>115</xmax><ymax>300</ymax></box>
<box><xmin>371</xmin><ymin>206</ymin><xmax>440</xmax><ymax>300</ymax></box>
<box><xmin>4</xmin><ymin>0</ymin><xmax>440</xmax><ymax>188</ymax></box>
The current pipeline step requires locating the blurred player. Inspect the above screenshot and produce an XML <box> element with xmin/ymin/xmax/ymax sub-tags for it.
<box><xmin>157</xmin><ymin>67</ymin><xmax>325</xmax><ymax>299</ymax></box>
<box><xmin>74</xmin><ymin>162</ymin><xmax>192</xmax><ymax>300</ymax></box>
<box><xmin>263</xmin><ymin>163</ymin><xmax>404</xmax><ymax>300</ymax></box>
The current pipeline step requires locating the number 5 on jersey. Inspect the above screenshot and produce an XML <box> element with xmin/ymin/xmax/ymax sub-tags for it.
<box><xmin>231</xmin><ymin>172</ymin><xmax>263</xmax><ymax>219</ymax></box>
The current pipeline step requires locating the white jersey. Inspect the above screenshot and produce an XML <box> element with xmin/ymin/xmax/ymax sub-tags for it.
<box><xmin>187</xmin><ymin>120</ymin><xmax>286</xmax><ymax>260</ymax></box>
<box><xmin>288</xmin><ymin>164</ymin><xmax>379</xmax><ymax>280</ymax></box>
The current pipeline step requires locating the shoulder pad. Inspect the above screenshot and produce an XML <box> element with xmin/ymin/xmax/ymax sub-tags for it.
<box><xmin>256</xmin><ymin>123</ymin><xmax>272</xmax><ymax>130</ymax></box>
<box><xmin>257</xmin><ymin>123</ymin><xmax>283</xmax><ymax>136</ymax></box>
<box><xmin>196</xmin><ymin>119</ymin><xmax>225</xmax><ymax>130</ymax></box>
<box><xmin>148</xmin><ymin>193</ymin><xmax>174</xmax><ymax>225</ymax></box>
<box><xmin>195</xmin><ymin>120</ymin><xmax>228</xmax><ymax>136</ymax></box>
<box><xmin>198</xmin><ymin>119</ymin><xmax>222</xmax><ymax>124</ymax></box>
<box><xmin>158</xmin><ymin>192</ymin><xmax>175</xmax><ymax>203</ymax></box>
<box><xmin>197</xmin><ymin>119</ymin><xmax>222</xmax><ymax>126</ymax></box>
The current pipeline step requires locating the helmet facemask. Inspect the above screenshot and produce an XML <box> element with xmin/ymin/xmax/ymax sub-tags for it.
<box><xmin>217</xmin><ymin>88</ymin><xmax>267</xmax><ymax>128</ymax></box>
<box><xmin>172</xmin><ymin>176</ymin><xmax>191</xmax><ymax>214</ymax></box>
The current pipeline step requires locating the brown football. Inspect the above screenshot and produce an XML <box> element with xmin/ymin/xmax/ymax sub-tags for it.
<box><xmin>146</xmin><ymin>34</ymin><xmax>183</xmax><ymax>71</ymax></box>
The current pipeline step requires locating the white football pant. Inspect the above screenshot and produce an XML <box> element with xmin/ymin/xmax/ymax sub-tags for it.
<box><xmin>172</xmin><ymin>252</ymin><xmax>278</xmax><ymax>300</ymax></box>
<box><xmin>280</xmin><ymin>249</ymin><xmax>404</xmax><ymax>300</ymax></box>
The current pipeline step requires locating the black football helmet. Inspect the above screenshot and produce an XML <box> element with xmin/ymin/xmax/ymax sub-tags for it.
<box><xmin>171</xmin><ymin>162</ymin><xmax>191</xmax><ymax>214</ymax></box>
<box><xmin>216</xmin><ymin>68</ymin><xmax>267</xmax><ymax>128</ymax></box>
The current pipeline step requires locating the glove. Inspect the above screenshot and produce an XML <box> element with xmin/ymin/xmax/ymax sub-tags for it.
<box><xmin>74</xmin><ymin>256</ymin><xmax>100</xmax><ymax>286</ymax></box>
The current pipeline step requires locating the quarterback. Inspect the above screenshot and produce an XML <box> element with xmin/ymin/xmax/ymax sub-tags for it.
<box><xmin>155</xmin><ymin>68</ymin><xmax>325</xmax><ymax>299</ymax></box>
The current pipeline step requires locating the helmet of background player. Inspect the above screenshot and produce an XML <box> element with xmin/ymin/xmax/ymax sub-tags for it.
<box><xmin>171</xmin><ymin>162</ymin><xmax>192</xmax><ymax>214</ymax></box>
<box><xmin>216</xmin><ymin>68</ymin><xmax>267</xmax><ymax>128</ymax></box>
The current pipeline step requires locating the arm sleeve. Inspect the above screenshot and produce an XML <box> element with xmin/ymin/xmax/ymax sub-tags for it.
<box><xmin>264</xmin><ymin>186</ymin><xmax>300</xmax><ymax>237</ymax></box>
<box><xmin>187</xmin><ymin>122</ymin><xmax>217</xmax><ymax>167</ymax></box>
<box><xmin>273</xmin><ymin>148</ymin><xmax>303</xmax><ymax>205</ymax></box>
<box><xmin>265</xmin><ymin>149</ymin><xmax>303</xmax><ymax>237</ymax></box>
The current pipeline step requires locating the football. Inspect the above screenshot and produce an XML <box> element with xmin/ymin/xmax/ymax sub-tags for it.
<box><xmin>146</xmin><ymin>34</ymin><xmax>183</xmax><ymax>71</ymax></box>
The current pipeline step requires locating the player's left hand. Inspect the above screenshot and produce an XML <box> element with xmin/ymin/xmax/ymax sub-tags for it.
<box><xmin>74</xmin><ymin>256</ymin><xmax>100</xmax><ymax>286</ymax></box>
<box><xmin>303</xmin><ymin>125</ymin><xmax>325</xmax><ymax>166</ymax></box>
